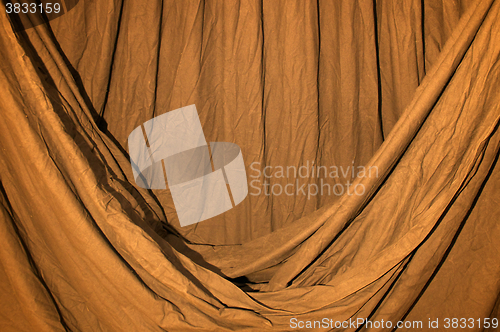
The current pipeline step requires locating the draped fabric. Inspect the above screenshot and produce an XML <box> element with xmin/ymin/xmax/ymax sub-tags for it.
<box><xmin>1</xmin><ymin>0</ymin><xmax>500</xmax><ymax>330</ymax></box>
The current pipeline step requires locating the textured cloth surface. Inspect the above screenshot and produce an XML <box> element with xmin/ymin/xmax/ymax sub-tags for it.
<box><xmin>1</xmin><ymin>0</ymin><xmax>500</xmax><ymax>331</ymax></box>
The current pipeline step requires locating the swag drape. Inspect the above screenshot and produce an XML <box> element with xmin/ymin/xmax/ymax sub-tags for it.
<box><xmin>1</xmin><ymin>0</ymin><xmax>500</xmax><ymax>331</ymax></box>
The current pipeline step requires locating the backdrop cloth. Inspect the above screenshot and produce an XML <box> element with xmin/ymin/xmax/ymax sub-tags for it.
<box><xmin>1</xmin><ymin>0</ymin><xmax>500</xmax><ymax>331</ymax></box>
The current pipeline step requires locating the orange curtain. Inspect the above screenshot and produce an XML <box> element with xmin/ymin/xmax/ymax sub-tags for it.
<box><xmin>1</xmin><ymin>0</ymin><xmax>499</xmax><ymax>330</ymax></box>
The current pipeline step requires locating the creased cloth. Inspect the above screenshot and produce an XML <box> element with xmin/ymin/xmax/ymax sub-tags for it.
<box><xmin>1</xmin><ymin>0</ymin><xmax>500</xmax><ymax>331</ymax></box>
